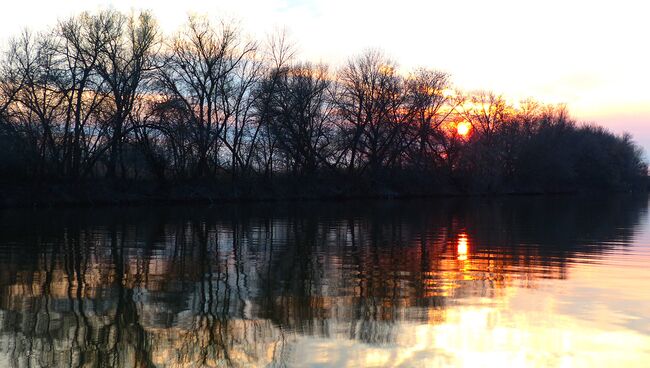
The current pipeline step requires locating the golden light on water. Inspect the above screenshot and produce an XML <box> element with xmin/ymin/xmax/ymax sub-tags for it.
<box><xmin>457</xmin><ymin>122</ymin><xmax>471</xmax><ymax>137</ymax></box>
<box><xmin>457</xmin><ymin>233</ymin><xmax>468</xmax><ymax>261</ymax></box>
<box><xmin>2</xmin><ymin>198</ymin><xmax>650</xmax><ymax>367</ymax></box>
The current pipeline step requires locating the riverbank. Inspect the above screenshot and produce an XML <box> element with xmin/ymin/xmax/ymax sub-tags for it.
<box><xmin>1</xmin><ymin>175</ymin><xmax>644</xmax><ymax>209</ymax></box>
<box><xmin>0</xmin><ymin>178</ymin><xmax>427</xmax><ymax>208</ymax></box>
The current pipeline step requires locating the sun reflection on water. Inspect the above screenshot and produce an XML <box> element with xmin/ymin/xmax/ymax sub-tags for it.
<box><xmin>457</xmin><ymin>232</ymin><xmax>468</xmax><ymax>261</ymax></box>
<box><xmin>0</xmin><ymin>198</ymin><xmax>649</xmax><ymax>367</ymax></box>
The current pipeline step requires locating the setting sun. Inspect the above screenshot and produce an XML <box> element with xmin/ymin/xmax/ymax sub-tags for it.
<box><xmin>0</xmin><ymin>1</ymin><xmax>648</xmax><ymax>368</ymax></box>
<box><xmin>457</xmin><ymin>122</ymin><xmax>471</xmax><ymax>137</ymax></box>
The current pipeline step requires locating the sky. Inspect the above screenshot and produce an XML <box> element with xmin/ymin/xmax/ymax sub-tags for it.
<box><xmin>1</xmin><ymin>0</ymin><xmax>649</xmax><ymax>152</ymax></box>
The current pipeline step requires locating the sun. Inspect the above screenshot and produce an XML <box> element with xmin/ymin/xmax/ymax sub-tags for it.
<box><xmin>457</xmin><ymin>122</ymin><xmax>471</xmax><ymax>136</ymax></box>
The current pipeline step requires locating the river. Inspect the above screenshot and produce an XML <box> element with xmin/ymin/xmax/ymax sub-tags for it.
<box><xmin>0</xmin><ymin>196</ymin><xmax>649</xmax><ymax>367</ymax></box>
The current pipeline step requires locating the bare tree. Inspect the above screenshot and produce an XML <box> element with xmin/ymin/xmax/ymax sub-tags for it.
<box><xmin>215</xmin><ymin>41</ymin><xmax>262</xmax><ymax>180</ymax></box>
<box><xmin>402</xmin><ymin>68</ymin><xmax>453</xmax><ymax>169</ymax></box>
<box><xmin>94</xmin><ymin>10</ymin><xmax>160</xmax><ymax>179</ymax></box>
<box><xmin>253</xmin><ymin>29</ymin><xmax>296</xmax><ymax>177</ymax></box>
<box><xmin>7</xmin><ymin>31</ymin><xmax>66</xmax><ymax>177</ymax></box>
<box><xmin>57</xmin><ymin>11</ymin><xmax>115</xmax><ymax>178</ymax></box>
<box><xmin>155</xmin><ymin>16</ymin><xmax>256</xmax><ymax>178</ymax></box>
<box><xmin>455</xmin><ymin>91</ymin><xmax>510</xmax><ymax>142</ymax></box>
<box><xmin>265</xmin><ymin>62</ymin><xmax>334</xmax><ymax>175</ymax></box>
<box><xmin>335</xmin><ymin>50</ymin><xmax>405</xmax><ymax>175</ymax></box>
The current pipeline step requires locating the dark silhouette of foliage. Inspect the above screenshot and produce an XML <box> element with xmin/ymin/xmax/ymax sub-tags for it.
<box><xmin>0</xmin><ymin>10</ymin><xmax>646</xmax><ymax>205</ymax></box>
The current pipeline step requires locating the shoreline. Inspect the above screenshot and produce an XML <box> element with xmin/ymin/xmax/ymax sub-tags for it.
<box><xmin>0</xmin><ymin>180</ymin><xmax>641</xmax><ymax>210</ymax></box>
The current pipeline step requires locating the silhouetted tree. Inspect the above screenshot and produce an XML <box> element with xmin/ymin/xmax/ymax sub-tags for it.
<box><xmin>94</xmin><ymin>10</ymin><xmax>159</xmax><ymax>179</ymax></box>
<box><xmin>265</xmin><ymin>63</ymin><xmax>334</xmax><ymax>175</ymax></box>
<box><xmin>402</xmin><ymin>68</ymin><xmax>453</xmax><ymax>170</ymax></box>
<box><xmin>154</xmin><ymin>16</ymin><xmax>256</xmax><ymax>179</ymax></box>
<box><xmin>0</xmin><ymin>9</ymin><xmax>645</xmax><ymax>201</ymax></box>
<box><xmin>335</xmin><ymin>50</ymin><xmax>405</xmax><ymax>175</ymax></box>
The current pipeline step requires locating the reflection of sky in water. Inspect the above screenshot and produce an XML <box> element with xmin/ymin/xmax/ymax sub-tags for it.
<box><xmin>288</xmin><ymin>286</ymin><xmax>650</xmax><ymax>367</ymax></box>
<box><xmin>293</xmin><ymin>312</ymin><xmax>650</xmax><ymax>367</ymax></box>
<box><xmin>283</xmin><ymin>230</ymin><xmax>650</xmax><ymax>367</ymax></box>
<box><xmin>0</xmin><ymin>196</ymin><xmax>649</xmax><ymax>367</ymax></box>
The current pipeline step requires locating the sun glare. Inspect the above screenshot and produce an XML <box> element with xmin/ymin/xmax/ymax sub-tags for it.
<box><xmin>457</xmin><ymin>122</ymin><xmax>471</xmax><ymax>136</ymax></box>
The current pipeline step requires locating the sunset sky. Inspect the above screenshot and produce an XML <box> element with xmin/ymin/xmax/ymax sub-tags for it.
<box><xmin>1</xmin><ymin>0</ymin><xmax>648</xmax><ymax>152</ymax></box>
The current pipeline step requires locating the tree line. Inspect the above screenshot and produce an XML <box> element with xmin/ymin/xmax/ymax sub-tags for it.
<box><xmin>0</xmin><ymin>9</ymin><xmax>646</xmax><ymax>199</ymax></box>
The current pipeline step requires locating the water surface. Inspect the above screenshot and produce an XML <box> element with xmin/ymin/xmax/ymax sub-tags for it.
<box><xmin>1</xmin><ymin>196</ymin><xmax>649</xmax><ymax>367</ymax></box>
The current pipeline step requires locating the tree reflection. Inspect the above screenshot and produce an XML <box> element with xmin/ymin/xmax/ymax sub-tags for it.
<box><xmin>0</xmin><ymin>195</ymin><xmax>646</xmax><ymax>366</ymax></box>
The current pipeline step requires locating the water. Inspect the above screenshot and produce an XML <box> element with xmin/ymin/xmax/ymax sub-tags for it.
<box><xmin>0</xmin><ymin>196</ymin><xmax>649</xmax><ymax>367</ymax></box>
